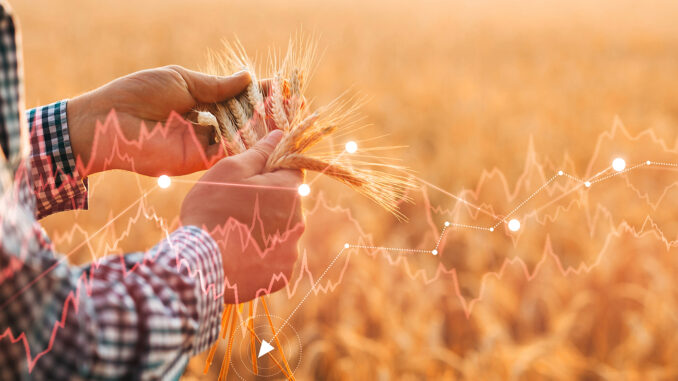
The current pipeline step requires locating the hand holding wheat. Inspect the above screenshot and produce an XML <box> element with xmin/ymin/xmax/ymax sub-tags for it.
<box><xmin>180</xmin><ymin>130</ymin><xmax>304</xmax><ymax>303</ymax></box>
<box><xmin>67</xmin><ymin>67</ymin><xmax>251</xmax><ymax>176</ymax></box>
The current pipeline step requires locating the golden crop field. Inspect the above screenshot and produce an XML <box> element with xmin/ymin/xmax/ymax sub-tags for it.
<box><xmin>13</xmin><ymin>0</ymin><xmax>678</xmax><ymax>379</ymax></box>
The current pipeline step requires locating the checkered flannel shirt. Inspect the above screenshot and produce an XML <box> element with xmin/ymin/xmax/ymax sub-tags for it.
<box><xmin>0</xmin><ymin>2</ymin><xmax>225</xmax><ymax>380</ymax></box>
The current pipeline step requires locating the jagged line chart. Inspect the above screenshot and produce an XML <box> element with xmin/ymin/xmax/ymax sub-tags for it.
<box><xmin>3</xmin><ymin>114</ymin><xmax>678</xmax><ymax>371</ymax></box>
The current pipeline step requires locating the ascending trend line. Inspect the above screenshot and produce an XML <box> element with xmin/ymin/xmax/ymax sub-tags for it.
<box><xmin>259</xmin><ymin>247</ymin><xmax>347</xmax><ymax>357</ymax></box>
<box><xmin>258</xmin><ymin>158</ymin><xmax>678</xmax><ymax>356</ymax></box>
<box><xmin>414</xmin><ymin>159</ymin><xmax>668</xmax><ymax>234</ymax></box>
<box><xmin>336</xmin><ymin>159</ymin><xmax>671</xmax><ymax>257</ymax></box>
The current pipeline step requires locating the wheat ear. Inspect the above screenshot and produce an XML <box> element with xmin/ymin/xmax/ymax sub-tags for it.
<box><xmin>198</xmin><ymin>36</ymin><xmax>414</xmax><ymax>219</ymax></box>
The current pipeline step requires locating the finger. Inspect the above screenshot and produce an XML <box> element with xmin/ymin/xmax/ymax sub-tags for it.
<box><xmin>233</xmin><ymin>130</ymin><xmax>283</xmax><ymax>177</ymax></box>
<box><xmin>170</xmin><ymin>65</ymin><xmax>251</xmax><ymax>104</ymax></box>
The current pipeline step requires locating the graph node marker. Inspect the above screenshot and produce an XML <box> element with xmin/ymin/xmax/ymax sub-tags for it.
<box><xmin>612</xmin><ymin>157</ymin><xmax>626</xmax><ymax>172</ymax></box>
<box><xmin>432</xmin><ymin>249</ymin><xmax>438</xmax><ymax>255</ymax></box>
<box><xmin>558</xmin><ymin>170</ymin><xmax>564</xmax><ymax>176</ymax></box>
<box><xmin>508</xmin><ymin>219</ymin><xmax>521</xmax><ymax>232</ymax></box>
<box><xmin>345</xmin><ymin>141</ymin><xmax>358</xmax><ymax>154</ymax></box>
<box><xmin>344</xmin><ymin>243</ymin><xmax>350</xmax><ymax>249</ymax></box>
<box><xmin>298</xmin><ymin>184</ymin><xmax>311</xmax><ymax>196</ymax></box>
<box><xmin>444</xmin><ymin>221</ymin><xmax>450</xmax><ymax>227</ymax></box>
<box><xmin>584</xmin><ymin>181</ymin><xmax>591</xmax><ymax>188</ymax></box>
<box><xmin>489</xmin><ymin>227</ymin><xmax>494</xmax><ymax>232</ymax></box>
<box><xmin>157</xmin><ymin>175</ymin><xmax>171</xmax><ymax>189</ymax></box>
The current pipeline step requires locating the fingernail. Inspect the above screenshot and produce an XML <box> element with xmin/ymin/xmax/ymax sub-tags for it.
<box><xmin>232</xmin><ymin>70</ymin><xmax>249</xmax><ymax>78</ymax></box>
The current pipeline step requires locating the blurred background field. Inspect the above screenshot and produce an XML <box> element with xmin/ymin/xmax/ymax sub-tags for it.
<box><xmin>13</xmin><ymin>0</ymin><xmax>678</xmax><ymax>379</ymax></box>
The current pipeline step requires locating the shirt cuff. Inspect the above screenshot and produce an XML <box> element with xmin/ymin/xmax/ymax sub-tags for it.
<box><xmin>27</xmin><ymin>100</ymin><xmax>88</xmax><ymax>219</ymax></box>
<box><xmin>167</xmin><ymin>225</ymin><xmax>225</xmax><ymax>356</ymax></box>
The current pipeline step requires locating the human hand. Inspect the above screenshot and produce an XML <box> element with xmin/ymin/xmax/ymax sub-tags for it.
<box><xmin>67</xmin><ymin>66</ymin><xmax>251</xmax><ymax>177</ymax></box>
<box><xmin>180</xmin><ymin>130</ymin><xmax>304</xmax><ymax>303</ymax></box>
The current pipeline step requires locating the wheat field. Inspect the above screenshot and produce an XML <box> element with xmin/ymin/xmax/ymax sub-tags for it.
<box><xmin>13</xmin><ymin>0</ymin><xmax>678</xmax><ymax>379</ymax></box>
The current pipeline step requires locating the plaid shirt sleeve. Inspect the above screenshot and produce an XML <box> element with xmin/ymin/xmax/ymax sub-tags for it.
<box><xmin>0</xmin><ymin>213</ymin><xmax>225</xmax><ymax>380</ymax></box>
<box><xmin>27</xmin><ymin>100</ymin><xmax>89</xmax><ymax>219</ymax></box>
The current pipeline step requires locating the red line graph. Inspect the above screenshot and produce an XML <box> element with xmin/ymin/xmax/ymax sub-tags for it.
<box><xmin>2</xmin><ymin>114</ymin><xmax>678</xmax><ymax>372</ymax></box>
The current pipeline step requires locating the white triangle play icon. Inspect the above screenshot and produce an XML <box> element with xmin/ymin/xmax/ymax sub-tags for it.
<box><xmin>258</xmin><ymin>340</ymin><xmax>274</xmax><ymax>358</ymax></box>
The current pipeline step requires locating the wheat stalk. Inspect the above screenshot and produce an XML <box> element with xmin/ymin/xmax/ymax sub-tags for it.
<box><xmin>195</xmin><ymin>37</ymin><xmax>414</xmax><ymax>219</ymax></box>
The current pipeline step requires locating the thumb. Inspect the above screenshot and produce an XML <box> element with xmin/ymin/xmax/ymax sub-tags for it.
<box><xmin>170</xmin><ymin>66</ymin><xmax>252</xmax><ymax>103</ymax></box>
<box><xmin>235</xmin><ymin>130</ymin><xmax>284</xmax><ymax>176</ymax></box>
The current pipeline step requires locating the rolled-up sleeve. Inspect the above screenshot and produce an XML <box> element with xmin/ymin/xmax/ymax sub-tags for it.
<box><xmin>27</xmin><ymin>100</ymin><xmax>88</xmax><ymax>219</ymax></box>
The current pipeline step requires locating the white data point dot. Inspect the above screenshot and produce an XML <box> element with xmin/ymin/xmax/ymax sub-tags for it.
<box><xmin>646</xmin><ymin>160</ymin><xmax>651</xmax><ymax>165</ymax></box>
<box><xmin>298</xmin><ymin>184</ymin><xmax>311</xmax><ymax>197</ymax></box>
<box><xmin>558</xmin><ymin>170</ymin><xmax>564</xmax><ymax>176</ymax></box>
<box><xmin>508</xmin><ymin>219</ymin><xmax>521</xmax><ymax>232</ymax></box>
<box><xmin>345</xmin><ymin>141</ymin><xmax>358</xmax><ymax>154</ymax></box>
<box><xmin>489</xmin><ymin>227</ymin><xmax>494</xmax><ymax>232</ymax></box>
<box><xmin>444</xmin><ymin>221</ymin><xmax>450</xmax><ymax>227</ymax></box>
<box><xmin>344</xmin><ymin>243</ymin><xmax>350</xmax><ymax>249</ymax></box>
<box><xmin>432</xmin><ymin>249</ymin><xmax>438</xmax><ymax>255</ymax></box>
<box><xmin>612</xmin><ymin>157</ymin><xmax>626</xmax><ymax>172</ymax></box>
<box><xmin>157</xmin><ymin>175</ymin><xmax>171</xmax><ymax>189</ymax></box>
<box><xmin>584</xmin><ymin>181</ymin><xmax>591</xmax><ymax>188</ymax></box>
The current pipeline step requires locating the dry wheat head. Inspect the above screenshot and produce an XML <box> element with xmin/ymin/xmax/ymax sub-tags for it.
<box><xmin>195</xmin><ymin>37</ymin><xmax>414</xmax><ymax>219</ymax></box>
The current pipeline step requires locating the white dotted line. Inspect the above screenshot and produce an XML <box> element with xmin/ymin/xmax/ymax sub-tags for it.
<box><xmin>433</xmin><ymin>161</ymin><xmax>674</xmax><ymax>233</ymax></box>
<box><xmin>561</xmin><ymin>172</ymin><xmax>584</xmax><ymax>183</ymax></box>
<box><xmin>435</xmin><ymin>225</ymin><xmax>448</xmax><ymax>249</ymax></box>
<box><xmin>648</xmin><ymin>161</ymin><xmax>678</xmax><ymax>167</ymax></box>
<box><xmin>446</xmin><ymin>222</ymin><xmax>492</xmax><ymax>231</ymax></box>
<box><xmin>493</xmin><ymin>174</ymin><xmax>558</xmax><ymax>228</ymax></box>
<box><xmin>274</xmin><ymin>248</ymin><xmax>346</xmax><ymax>338</ymax></box>
<box><xmin>587</xmin><ymin>166</ymin><xmax>613</xmax><ymax>182</ymax></box>
<box><xmin>347</xmin><ymin>245</ymin><xmax>433</xmax><ymax>254</ymax></box>
<box><xmin>435</xmin><ymin>161</ymin><xmax>678</xmax><ymax>233</ymax></box>
<box><xmin>232</xmin><ymin>314</ymin><xmax>302</xmax><ymax>380</ymax></box>
<box><xmin>589</xmin><ymin>162</ymin><xmax>644</xmax><ymax>184</ymax></box>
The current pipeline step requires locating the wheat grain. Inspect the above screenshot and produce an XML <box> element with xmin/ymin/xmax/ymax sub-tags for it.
<box><xmin>270</xmin><ymin>73</ymin><xmax>290</xmax><ymax>131</ymax></box>
<box><xmin>227</xmin><ymin>98</ymin><xmax>258</xmax><ymax>148</ymax></box>
<box><xmin>227</xmin><ymin>98</ymin><xmax>248</xmax><ymax>131</ymax></box>
<box><xmin>216</xmin><ymin>106</ymin><xmax>246</xmax><ymax>154</ymax></box>
<box><xmin>239</xmin><ymin>119</ymin><xmax>259</xmax><ymax>149</ymax></box>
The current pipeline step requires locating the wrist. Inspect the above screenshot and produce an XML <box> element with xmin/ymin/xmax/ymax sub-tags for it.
<box><xmin>67</xmin><ymin>94</ymin><xmax>99</xmax><ymax>176</ymax></box>
<box><xmin>67</xmin><ymin>91</ymin><xmax>122</xmax><ymax>176</ymax></box>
